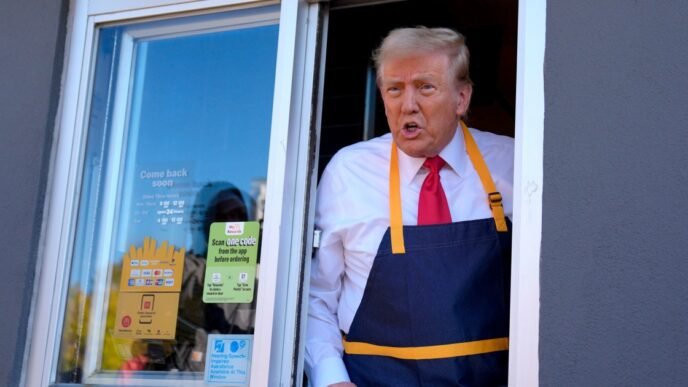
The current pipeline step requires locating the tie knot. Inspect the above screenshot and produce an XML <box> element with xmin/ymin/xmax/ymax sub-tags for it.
<box><xmin>423</xmin><ymin>156</ymin><xmax>446</xmax><ymax>173</ymax></box>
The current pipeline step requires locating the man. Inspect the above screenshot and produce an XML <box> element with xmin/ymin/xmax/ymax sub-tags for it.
<box><xmin>306</xmin><ymin>27</ymin><xmax>514</xmax><ymax>386</ymax></box>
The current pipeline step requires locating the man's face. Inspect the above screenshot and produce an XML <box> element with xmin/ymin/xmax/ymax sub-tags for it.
<box><xmin>379</xmin><ymin>51</ymin><xmax>471</xmax><ymax>158</ymax></box>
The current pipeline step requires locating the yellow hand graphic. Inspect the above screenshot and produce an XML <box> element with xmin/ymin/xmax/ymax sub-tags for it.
<box><xmin>122</xmin><ymin>237</ymin><xmax>185</xmax><ymax>262</ymax></box>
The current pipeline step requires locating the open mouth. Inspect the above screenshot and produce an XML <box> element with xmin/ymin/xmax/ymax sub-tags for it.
<box><xmin>401</xmin><ymin>122</ymin><xmax>422</xmax><ymax>138</ymax></box>
<box><xmin>404</xmin><ymin>122</ymin><xmax>419</xmax><ymax>132</ymax></box>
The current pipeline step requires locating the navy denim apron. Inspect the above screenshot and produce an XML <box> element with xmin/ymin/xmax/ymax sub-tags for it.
<box><xmin>342</xmin><ymin>123</ymin><xmax>511</xmax><ymax>386</ymax></box>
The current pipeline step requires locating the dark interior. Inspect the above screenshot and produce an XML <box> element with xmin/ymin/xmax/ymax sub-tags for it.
<box><xmin>318</xmin><ymin>0</ymin><xmax>518</xmax><ymax>178</ymax></box>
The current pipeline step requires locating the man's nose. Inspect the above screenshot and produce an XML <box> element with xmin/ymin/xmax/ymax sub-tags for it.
<box><xmin>401</xmin><ymin>90</ymin><xmax>419</xmax><ymax>114</ymax></box>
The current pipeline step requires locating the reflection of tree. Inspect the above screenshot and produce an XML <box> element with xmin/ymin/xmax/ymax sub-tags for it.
<box><xmin>101</xmin><ymin>263</ymin><xmax>134</xmax><ymax>371</ymax></box>
<box><xmin>57</xmin><ymin>263</ymin><xmax>135</xmax><ymax>382</ymax></box>
<box><xmin>57</xmin><ymin>286</ymin><xmax>91</xmax><ymax>381</ymax></box>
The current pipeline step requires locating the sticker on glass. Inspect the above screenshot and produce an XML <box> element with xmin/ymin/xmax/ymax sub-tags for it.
<box><xmin>203</xmin><ymin>222</ymin><xmax>259</xmax><ymax>303</ymax></box>
<box><xmin>204</xmin><ymin>334</ymin><xmax>252</xmax><ymax>385</ymax></box>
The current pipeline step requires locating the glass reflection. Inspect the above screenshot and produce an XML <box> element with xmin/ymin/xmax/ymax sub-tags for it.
<box><xmin>57</xmin><ymin>10</ymin><xmax>277</xmax><ymax>383</ymax></box>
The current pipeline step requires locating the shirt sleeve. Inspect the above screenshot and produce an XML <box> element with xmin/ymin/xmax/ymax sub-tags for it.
<box><xmin>304</xmin><ymin>159</ymin><xmax>352</xmax><ymax>387</ymax></box>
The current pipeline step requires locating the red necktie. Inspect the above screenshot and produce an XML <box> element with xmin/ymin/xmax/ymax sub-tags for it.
<box><xmin>418</xmin><ymin>156</ymin><xmax>452</xmax><ymax>225</ymax></box>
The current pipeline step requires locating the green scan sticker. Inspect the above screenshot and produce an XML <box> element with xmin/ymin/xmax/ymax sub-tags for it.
<box><xmin>203</xmin><ymin>222</ymin><xmax>259</xmax><ymax>303</ymax></box>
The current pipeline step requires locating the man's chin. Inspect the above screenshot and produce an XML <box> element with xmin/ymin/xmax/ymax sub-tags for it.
<box><xmin>397</xmin><ymin>143</ymin><xmax>429</xmax><ymax>158</ymax></box>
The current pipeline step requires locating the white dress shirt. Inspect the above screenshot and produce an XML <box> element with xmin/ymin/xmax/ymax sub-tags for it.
<box><xmin>305</xmin><ymin>127</ymin><xmax>514</xmax><ymax>387</ymax></box>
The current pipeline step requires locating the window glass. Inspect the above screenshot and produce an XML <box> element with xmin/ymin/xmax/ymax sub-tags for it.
<box><xmin>56</xmin><ymin>9</ymin><xmax>278</xmax><ymax>383</ymax></box>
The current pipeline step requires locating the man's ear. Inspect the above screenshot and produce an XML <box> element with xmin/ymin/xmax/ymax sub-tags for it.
<box><xmin>456</xmin><ymin>83</ymin><xmax>473</xmax><ymax>117</ymax></box>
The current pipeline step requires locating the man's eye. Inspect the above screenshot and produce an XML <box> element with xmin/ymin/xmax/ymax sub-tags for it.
<box><xmin>420</xmin><ymin>84</ymin><xmax>436</xmax><ymax>92</ymax></box>
<box><xmin>387</xmin><ymin>87</ymin><xmax>401</xmax><ymax>95</ymax></box>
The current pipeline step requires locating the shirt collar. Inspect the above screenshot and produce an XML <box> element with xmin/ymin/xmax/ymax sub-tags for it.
<box><xmin>397</xmin><ymin>126</ymin><xmax>469</xmax><ymax>186</ymax></box>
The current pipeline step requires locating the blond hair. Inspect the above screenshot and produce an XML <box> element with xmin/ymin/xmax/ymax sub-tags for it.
<box><xmin>373</xmin><ymin>26</ymin><xmax>472</xmax><ymax>87</ymax></box>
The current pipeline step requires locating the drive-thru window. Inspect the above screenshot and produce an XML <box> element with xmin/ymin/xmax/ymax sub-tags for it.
<box><xmin>25</xmin><ymin>0</ymin><xmax>543</xmax><ymax>385</ymax></box>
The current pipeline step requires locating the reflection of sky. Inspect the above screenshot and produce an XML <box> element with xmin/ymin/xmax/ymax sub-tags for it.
<box><xmin>119</xmin><ymin>23</ymin><xmax>278</xmax><ymax>254</ymax></box>
<box><xmin>136</xmin><ymin>25</ymin><xmax>277</xmax><ymax>188</ymax></box>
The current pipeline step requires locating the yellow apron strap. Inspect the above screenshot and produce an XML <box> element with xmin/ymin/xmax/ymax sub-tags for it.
<box><xmin>390</xmin><ymin>144</ymin><xmax>406</xmax><ymax>254</ymax></box>
<box><xmin>343</xmin><ymin>336</ymin><xmax>508</xmax><ymax>360</ymax></box>
<box><xmin>461</xmin><ymin>121</ymin><xmax>508</xmax><ymax>232</ymax></box>
<box><xmin>389</xmin><ymin>121</ymin><xmax>508</xmax><ymax>253</ymax></box>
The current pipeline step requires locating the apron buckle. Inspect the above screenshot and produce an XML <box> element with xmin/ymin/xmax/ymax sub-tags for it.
<box><xmin>488</xmin><ymin>192</ymin><xmax>503</xmax><ymax>209</ymax></box>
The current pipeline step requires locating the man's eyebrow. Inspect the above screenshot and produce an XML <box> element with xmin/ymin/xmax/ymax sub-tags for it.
<box><xmin>412</xmin><ymin>73</ymin><xmax>440</xmax><ymax>82</ymax></box>
<box><xmin>380</xmin><ymin>79</ymin><xmax>403</xmax><ymax>88</ymax></box>
<box><xmin>381</xmin><ymin>74</ymin><xmax>437</xmax><ymax>83</ymax></box>
<box><xmin>380</xmin><ymin>76</ymin><xmax>403</xmax><ymax>83</ymax></box>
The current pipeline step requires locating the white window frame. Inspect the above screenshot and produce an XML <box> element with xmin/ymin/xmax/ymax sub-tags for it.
<box><xmin>23</xmin><ymin>0</ymin><xmax>324</xmax><ymax>386</ymax></box>
<box><xmin>509</xmin><ymin>0</ymin><xmax>545</xmax><ymax>385</ymax></box>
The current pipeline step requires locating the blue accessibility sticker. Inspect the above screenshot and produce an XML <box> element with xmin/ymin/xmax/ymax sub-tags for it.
<box><xmin>204</xmin><ymin>334</ymin><xmax>252</xmax><ymax>385</ymax></box>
